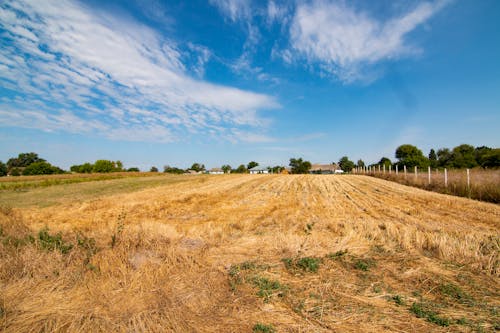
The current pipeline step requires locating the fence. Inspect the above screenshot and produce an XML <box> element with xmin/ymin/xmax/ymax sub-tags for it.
<box><xmin>352</xmin><ymin>166</ymin><xmax>500</xmax><ymax>203</ymax></box>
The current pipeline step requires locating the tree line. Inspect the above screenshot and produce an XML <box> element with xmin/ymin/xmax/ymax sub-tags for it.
<box><xmin>1</xmin><ymin>144</ymin><xmax>498</xmax><ymax>177</ymax></box>
<box><xmin>337</xmin><ymin>144</ymin><xmax>499</xmax><ymax>172</ymax></box>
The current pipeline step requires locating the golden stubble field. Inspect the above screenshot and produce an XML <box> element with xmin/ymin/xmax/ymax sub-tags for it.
<box><xmin>0</xmin><ymin>174</ymin><xmax>499</xmax><ymax>332</ymax></box>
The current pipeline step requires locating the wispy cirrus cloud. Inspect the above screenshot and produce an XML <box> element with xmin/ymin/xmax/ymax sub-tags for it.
<box><xmin>0</xmin><ymin>0</ymin><xmax>278</xmax><ymax>143</ymax></box>
<box><xmin>286</xmin><ymin>0</ymin><xmax>450</xmax><ymax>82</ymax></box>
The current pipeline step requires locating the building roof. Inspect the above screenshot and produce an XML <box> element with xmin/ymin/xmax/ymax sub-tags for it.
<box><xmin>248</xmin><ymin>166</ymin><xmax>269</xmax><ymax>171</ymax></box>
<box><xmin>209</xmin><ymin>167</ymin><xmax>223</xmax><ymax>172</ymax></box>
<box><xmin>309</xmin><ymin>164</ymin><xmax>339</xmax><ymax>172</ymax></box>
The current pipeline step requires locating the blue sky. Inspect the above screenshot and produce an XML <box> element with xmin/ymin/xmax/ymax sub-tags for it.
<box><xmin>0</xmin><ymin>0</ymin><xmax>499</xmax><ymax>170</ymax></box>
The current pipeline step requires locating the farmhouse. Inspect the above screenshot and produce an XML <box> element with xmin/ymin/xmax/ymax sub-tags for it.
<box><xmin>208</xmin><ymin>167</ymin><xmax>224</xmax><ymax>175</ymax></box>
<box><xmin>309</xmin><ymin>163</ymin><xmax>341</xmax><ymax>174</ymax></box>
<box><xmin>249</xmin><ymin>166</ymin><xmax>269</xmax><ymax>174</ymax></box>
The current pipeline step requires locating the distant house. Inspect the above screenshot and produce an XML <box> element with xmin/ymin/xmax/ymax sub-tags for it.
<box><xmin>309</xmin><ymin>164</ymin><xmax>341</xmax><ymax>174</ymax></box>
<box><xmin>208</xmin><ymin>167</ymin><xmax>224</xmax><ymax>175</ymax></box>
<box><xmin>185</xmin><ymin>169</ymin><xmax>202</xmax><ymax>174</ymax></box>
<box><xmin>249</xmin><ymin>166</ymin><xmax>269</xmax><ymax>174</ymax></box>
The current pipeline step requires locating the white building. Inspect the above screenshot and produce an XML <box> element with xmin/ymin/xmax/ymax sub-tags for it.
<box><xmin>208</xmin><ymin>167</ymin><xmax>224</xmax><ymax>174</ymax></box>
<box><xmin>249</xmin><ymin>166</ymin><xmax>269</xmax><ymax>174</ymax></box>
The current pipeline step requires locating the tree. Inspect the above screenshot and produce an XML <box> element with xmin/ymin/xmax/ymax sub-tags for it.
<box><xmin>395</xmin><ymin>144</ymin><xmax>429</xmax><ymax>168</ymax></box>
<box><xmin>127</xmin><ymin>167</ymin><xmax>140</xmax><ymax>172</ymax></box>
<box><xmin>269</xmin><ymin>166</ymin><xmax>284</xmax><ymax>174</ymax></box>
<box><xmin>247</xmin><ymin>161</ymin><xmax>259</xmax><ymax>170</ymax></box>
<box><xmin>378</xmin><ymin>157</ymin><xmax>392</xmax><ymax>169</ymax></box>
<box><xmin>478</xmin><ymin>148</ymin><xmax>500</xmax><ymax>168</ymax></box>
<box><xmin>164</xmin><ymin>165</ymin><xmax>184</xmax><ymax>174</ymax></box>
<box><xmin>92</xmin><ymin>160</ymin><xmax>117</xmax><ymax>173</ymax></box>
<box><xmin>428</xmin><ymin>149</ymin><xmax>438</xmax><ymax>168</ymax></box>
<box><xmin>233</xmin><ymin>164</ymin><xmax>247</xmax><ymax>173</ymax></box>
<box><xmin>357</xmin><ymin>159</ymin><xmax>365</xmax><ymax>168</ymax></box>
<box><xmin>150</xmin><ymin>166</ymin><xmax>159</xmax><ymax>172</ymax></box>
<box><xmin>289</xmin><ymin>158</ymin><xmax>311</xmax><ymax>174</ymax></box>
<box><xmin>221</xmin><ymin>165</ymin><xmax>232</xmax><ymax>174</ymax></box>
<box><xmin>116</xmin><ymin>161</ymin><xmax>124</xmax><ymax>171</ymax></box>
<box><xmin>190</xmin><ymin>163</ymin><xmax>205</xmax><ymax>172</ymax></box>
<box><xmin>10</xmin><ymin>168</ymin><xmax>21</xmax><ymax>176</ymax></box>
<box><xmin>22</xmin><ymin>161</ymin><xmax>64</xmax><ymax>175</ymax></box>
<box><xmin>450</xmin><ymin>144</ymin><xmax>477</xmax><ymax>168</ymax></box>
<box><xmin>7</xmin><ymin>152</ymin><xmax>45</xmax><ymax>170</ymax></box>
<box><xmin>70</xmin><ymin>162</ymin><xmax>93</xmax><ymax>173</ymax></box>
<box><xmin>339</xmin><ymin>156</ymin><xmax>355</xmax><ymax>172</ymax></box>
<box><xmin>0</xmin><ymin>161</ymin><xmax>7</xmax><ymax>176</ymax></box>
<box><xmin>437</xmin><ymin>148</ymin><xmax>452</xmax><ymax>168</ymax></box>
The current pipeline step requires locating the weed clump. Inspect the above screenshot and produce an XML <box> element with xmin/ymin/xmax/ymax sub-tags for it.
<box><xmin>38</xmin><ymin>227</ymin><xmax>73</xmax><ymax>254</ymax></box>
<box><xmin>282</xmin><ymin>256</ymin><xmax>321</xmax><ymax>273</ymax></box>
<box><xmin>250</xmin><ymin>276</ymin><xmax>287</xmax><ymax>302</ymax></box>
<box><xmin>410</xmin><ymin>302</ymin><xmax>451</xmax><ymax>327</ymax></box>
<box><xmin>354</xmin><ymin>259</ymin><xmax>374</xmax><ymax>271</ymax></box>
<box><xmin>253</xmin><ymin>323</ymin><xmax>276</xmax><ymax>333</ymax></box>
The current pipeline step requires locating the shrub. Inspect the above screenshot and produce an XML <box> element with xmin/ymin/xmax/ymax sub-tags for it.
<box><xmin>253</xmin><ymin>323</ymin><xmax>276</xmax><ymax>333</ymax></box>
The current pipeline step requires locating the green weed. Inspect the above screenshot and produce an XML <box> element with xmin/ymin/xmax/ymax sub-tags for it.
<box><xmin>327</xmin><ymin>249</ymin><xmax>348</xmax><ymax>260</ymax></box>
<box><xmin>38</xmin><ymin>227</ymin><xmax>73</xmax><ymax>254</ymax></box>
<box><xmin>282</xmin><ymin>256</ymin><xmax>321</xmax><ymax>273</ymax></box>
<box><xmin>253</xmin><ymin>323</ymin><xmax>276</xmax><ymax>333</ymax></box>
<box><xmin>410</xmin><ymin>302</ymin><xmax>451</xmax><ymax>327</ymax></box>
<box><xmin>251</xmin><ymin>276</ymin><xmax>287</xmax><ymax>302</ymax></box>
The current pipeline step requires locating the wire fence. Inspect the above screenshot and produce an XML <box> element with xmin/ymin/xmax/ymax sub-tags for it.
<box><xmin>353</xmin><ymin>166</ymin><xmax>500</xmax><ymax>203</ymax></box>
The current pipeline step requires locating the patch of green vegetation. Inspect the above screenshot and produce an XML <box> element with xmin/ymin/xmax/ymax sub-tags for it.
<box><xmin>253</xmin><ymin>323</ymin><xmax>276</xmax><ymax>333</ymax></box>
<box><xmin>38</xmin><ymin>227</ymin><xmax>73</xmax><ymax>254</ymax></box>
<box><xmin>228</xmin><ymin>261</ymin><xmax>258</xmax><ymax>291</ymax></box>
<box><xmin>354</xmin><ymin>259</ymin><xmax>375</xmax><ymax>271</ymax></box>
<box><xmin>327</xmin><ymin>249</ymin><xmax>348</xmax><ymax>260</ymax></box>
<box><xmin>392</xmin><ymin>295</ymin><xmax>405</xmax><ymax>306</ymax></box>
<box><xmin>250</xmin><ymin>276</ymin><xmax>287</xmax><ymax>302</ymax></box>
<box><xmin>282</xmin><ymin>256</ymin><xmax>321</xmax><ymax>273</ymax></box>
<box><xmin>456</xmin><ymin>317</ymin><xmax>468</xmax><ymax>325</ymax></box>
<box><xmin>439</xmin><ymin>283</ymin><xmax>473</xmax><ymax>304</ymax></box>
<box><xmin>410</xmin><ymin>302</ymin><xmax>451</xmax><ymax>327</ymax></box>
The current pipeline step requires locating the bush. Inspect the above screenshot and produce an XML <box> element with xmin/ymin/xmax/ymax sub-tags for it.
<box><xmin>22</xmin><ymin>162</ymin><xmax>65</xmax><ymax>175</ymax></box>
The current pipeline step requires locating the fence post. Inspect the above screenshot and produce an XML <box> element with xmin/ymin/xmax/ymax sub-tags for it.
<box><xmin>396</xmin><ymin>164</ymin><xmax>399</xmax><ymax>175</ymax></box>
<box><xmin>444</xmin><ymin>168</ymin><xmax>448</xmax><ymax>187</ymax></box>
<box><xmin>428</xmin><ymin>166</ymin><xmax>431</xmax><ymax>185</ymax></box>
<box><xmin>383</xmin><ymin>164</ymin><xmax>385</xmax><ymax>174</ymax></box>
<box><xmin>378</xmin><ymin>165</ymin><xmax>380</xmax><ymax>173</ymax></box>
<box><xmin>389</xmin><ymin>165</ymin><xmax>392</xmax><ymax>174</ymax></box>
<box><xmin>414</xmin><ymin>166</ymin><xmax>418</xmax><ymax>181</ymax></box>
<box><xmin>467</xmin><ymin>168</ymin><xmax>470</xmax><ymax>190</ymax></box>
<box><xmin>404</xmin><ymin>165</ymin><xmax>407</xmax><ymax>179</ymax></box>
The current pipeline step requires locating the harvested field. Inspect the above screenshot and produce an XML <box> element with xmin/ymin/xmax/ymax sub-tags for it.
<box><xmin>0</xmin><ymin>174</ymin><xmax>499</xmax><ymax>332</ymax></box>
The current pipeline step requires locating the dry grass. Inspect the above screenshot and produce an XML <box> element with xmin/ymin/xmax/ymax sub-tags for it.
<box><xmin>0</xmin><ymin>174</ymin><xmax>499</xmax><ymax>332</ymax></box>
<box><xmin>367</xmin><ymin>168</ymin><xmax>500</xmax><ymax>203</ymax></box>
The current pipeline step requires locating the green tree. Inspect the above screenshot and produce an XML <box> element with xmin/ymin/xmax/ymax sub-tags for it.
<box><xmin>289</xmin><ymin>158</ymin><xmax>312</xmax><ymax>174</ymax></box>
<box><xmin>93</xmin><ymin>160</ymin><xmax>117</xmax><ymax>173</ymax></box>
<box><xmin>127</xmin><ymin>167</ymin><xmax>140</xmax><ymax>172</ymax></box>
<box><xmin>437</xmin><ymin>148</ymin><xmax>452</xmax><ymax>168</ymax></box>
<box><xmin>247</xmin><ymin>161</ymin><xmax>259</xmax><ymax>170</ymax></box>
<box><xmin>190</xmin><ymin>163</ymin><xmax>205</xmax><ymax>172</ymax></box>
<box><xmin>7</xmin><ymin>152</ymin><xmax>45</xmax><ymax>170</ymax></box>
<box><xmin>70</xmin><ymin>162</ymin><xmax>93</xmax><ymax>173</ymax></box>
<box><xmin>10</xmin><ymin>168</ymin><xmax>21</xmax><ymax>176</ymax></box>
<box><xmin>116</xmin><ymin>161</ymin><xmax>124</xmax><ymax>171</ymax></box>
<box><xmin>233</xmin><ymin>164</ymin><xmax>247</xmax><ymax>174</ymax></box>
<box><xmin>221</xmin><ymin>165</ymin><xmax>232</xmax><ymax>173</ymax></box>
<box><xmin>269</xmin><ymin>165</ymin><xmax>284</xmax><ymax>174</ymax></box>
<box><xmin>428</xmin><ymin>149</ymin><xmax>438</xmax><ymax>168</ymax></box>
<box><xmin>339</xmin><ymin>156</ymin><xmax>355</xmax><ymax>172</ymax></box>
<box><xmin>478</xmin><ymin>148</ymin><xmax>500</xmax><ymax>168</ymax></box>
<box><xmin>378</xmin><ymin>157</ymin><xmax>392</xmax><ymax>169</ymax></box>
<box><xmin>395</xmin><ymin>144</ymin><xmax>429</xmax><ymax>168</ymax></box>
<box><xmin>0</xmin><ymin>161</ymin><xmax>7</xmax><ymax>176</ymax></box>
<box><xmin>357</xmin><ymin>159</ymin><xmax>365</xmax><ymax>168</ymax></box>
<box><xmin>450</xmin><ymin>144</ymin><xmax>477</xmax><ymax>168</ymax></box>
<box><xmin>22</xmin><ymin>161</ymin><xmax>64</xmax><ymax>175</ymax></box>
<box><xmin>163</xmin><ymin>165</ymin><xmax>184</xmax><ymax>174</ymax></box>
<box><xmin>150</xmin><ymin>166</ymin><xmax>159</xmax><ymax>172</ymax></box>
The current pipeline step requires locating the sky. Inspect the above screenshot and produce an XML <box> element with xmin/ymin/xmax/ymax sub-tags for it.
<box><xmin>0</xmin><ymin>0</ymin><xmax>499</xmax><ymax>170</ymax></box>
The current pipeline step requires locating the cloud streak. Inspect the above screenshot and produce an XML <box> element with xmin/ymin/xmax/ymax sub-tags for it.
<box><xmin>287</xmin><ymin>0</ymin><xmax>449</xmax><ymax>82</ymax></box>
<box><xmin>0</xmin><ymin>0</ymin><xmax>278</xmax><ymax>142</ymax></box>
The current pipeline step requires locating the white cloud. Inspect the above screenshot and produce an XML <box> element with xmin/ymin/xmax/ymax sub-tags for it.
<box><xmin>288</xmin><ymin>0</ymin><xmax>449</xmax><ymax>82</ymax></box>
<box><xmin>0</xmin><ymin>0</ymin><xmax>279</xmax><ymax>142</ymax></box>
<box><xmin>209</xmin><ymin>0</ymin><xmax>252</xmax><ymax>22</ymax></box>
